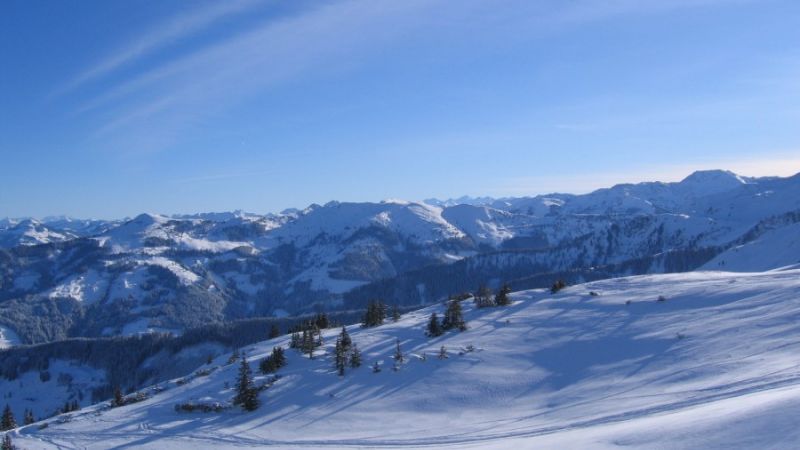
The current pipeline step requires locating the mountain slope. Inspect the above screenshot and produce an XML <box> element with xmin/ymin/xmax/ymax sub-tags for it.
<box><xmin>8</xmin><ymin>269</ymin><xmax>800</xmax><ymax>449</ymax></box>
<box><xmin>2</xmin><ymin>170</ymin><xmax>799</xmax><ymax>346</ymax></box>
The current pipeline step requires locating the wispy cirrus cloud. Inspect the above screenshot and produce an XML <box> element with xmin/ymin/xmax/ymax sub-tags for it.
<box><xmin>77</xmin><ymin>0</ymin><xmax>761</xmax><ymax>154</ymax></box>
<box><xmin>56</xmin><ymin>0</ymin><xmax>266</xmax><ymax>96</ymax></box>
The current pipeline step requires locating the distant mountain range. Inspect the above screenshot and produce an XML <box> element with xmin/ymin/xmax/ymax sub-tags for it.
<box><xmin>2</xmin><ymin>169</ymin><xmax>799</xmax><ymax>346</ymax></box>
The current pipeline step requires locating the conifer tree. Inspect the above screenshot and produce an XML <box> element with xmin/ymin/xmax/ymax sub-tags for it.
<box><xmin>394</xmin><ymin>339</ymin><xmax>404</xmax><ymax>364</ymax></box>
<box><xmin>442</xmin><ymin>299</ymin><xmax>466</xmax><ymax>331</ymax></box>
<box><xmin>391</xmin><ymin>305</ymin><xmax>401</xmax><ymax>322</ymax></box>
<box><xmin>362</xmin><ymin>300</ymin><xmax>387</xmax><ymax>327</ymax></box>
<box><xmin>350</xmin><ymin>344</ymin><xmax>362</xmax><ymax>368</ymax></box>
<box><xmin>339</xmin><ymin>326</ymin><xmax>352</xmax><ymax>353</ymax></box>
<box><xmin>495</xmin><ymin>283</ymin><xmax>512</xmax><ymax>306</ymax></box>
<box><xmin>113</xmin><ymin>386</ymin><xmax>124</xmax><ymax>407</ymax></box>
<box><xmin>315</xmin><ymin>325</ymin><xmax>324</xmax><ymax>347</ymax></box>
<box><xmin>23</xmin><ymin>409</ymin><xmax>34</xmax><ymax>425</ymax></box>
<box><xmin>1</xmin><ymin>434</ymin><xmax>12</xmax><ymax>450</ymax></box>
<box><xmin>269</xmin><ymin>324</ymin><xmax>281</xmax><ymax>339</ymax></box>
<box><xmin>427</xmin><ymin>312</ymin><xmax>443</xmax><ymax>337</ymax></box>
<box><xmin>474</xmin><ymin>285</ymin><xmax>494</xmax><ymax>308</ymax></box>
<box><xmin>334</xmin><ymin>338</ymin><xmax>346</xmax><ymax>376</ymax></box>
<box><xmin>550</xmin><ymin>279</ymin><xmax>567</xmax><ymax>294</ymax></box>
<box><xmin>227</xmin><ymin>348</ymin><xmax>241</xmax><ymax>364</ymax></box>
<box><xmin>302</xmin><ymin>329</ymin><xmax>315</xmax><ymax>359</ymax></box>
<box><xmin>290</xmin><ymin>331</ymin><xmax>301</xmax><ymax>349</ymax></box>
<box><xmin>234</xmin><ymin>357</ymin><xmax>259</xmax><ymax>411</ymax></box>
<box><xmin>272</xmin><ymin>346</ymin><xmax>286</xmax><ymax>367</ymax></box>
<box><xmin>438</xmin><ymin>345</ymin><xmax>448</xmax><ymax>359</ymax></box>
<box><xmin>1</xmin><ymin>405</ymin><xmax>16</xmax><ymax>431</ymax></box>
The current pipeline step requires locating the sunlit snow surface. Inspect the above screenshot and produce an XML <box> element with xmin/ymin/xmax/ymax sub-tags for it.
<box><xmin>9</xmin><ymin>269</ymin><xmax>800</xmax><ymax>449</ymax></box>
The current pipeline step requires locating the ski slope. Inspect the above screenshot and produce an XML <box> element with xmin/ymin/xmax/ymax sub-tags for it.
<box><xmin>7</xmin><ymin>269</ymin><xmax>800</xmax><ymax>449</ymax></box>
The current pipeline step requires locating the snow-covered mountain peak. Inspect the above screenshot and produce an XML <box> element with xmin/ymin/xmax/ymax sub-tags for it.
<box><xmin>678</xmin><ymin>169</ymin><xmax>749</xmax><ymax>194</ymax></box>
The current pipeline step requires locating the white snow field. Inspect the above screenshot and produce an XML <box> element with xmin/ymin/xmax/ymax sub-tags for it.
<box><xmin>8</xmin><ymin>269</ymin><xmax>800</xmax><ymax>449</ymax></box>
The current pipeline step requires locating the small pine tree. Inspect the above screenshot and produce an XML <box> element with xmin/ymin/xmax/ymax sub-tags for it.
<box><xmin>315</xmin><ymin>325</ymin><xmax>324</xmax><ymax>347</ymax></box>
<box><xmin>438</xmin><ymin>345</ymin><xmax>448</xmax><ymax>359</ymax></box>
<box><xmin>290</xmin><ymin>331</ymin><xmax>301</xmax><ymax>349</ymax></box>
<box><xmin>227</xmin><ymin>348</ymin><xmax>241</xmax><ymax>364</ymax></box>
<box><xmin>272</xmin><ymin>346</ymin><xmax>286</xmax><ymax>367</ymax></box>
<box><xmin>442</xmin><ymin>299</ymin><xmax>466</xmax><ymax>331</ymax></box>
<box><xmin>23</xmin><ymin>409</ymin><xmax>34</xmax><ymax>425</ymax></box>
<box><xmin>1</xmin><ymin>434</ymin><xmax>12</xmax><ymax>450</ymax></box>
<box><xmin>550</xmin><ymin>279</ymin><xmax>567</xmax><ymax>294</ymax></box>
<box><xmin>1</xmin><ymin>405</ymin><xmax>16</xmax><ymax>431</ymax></box>
<box><xmin>362</xmin><ymin>300</ymin><xmax>387</xmax><ymax>327</ymax></box>
<box><xmin>334</xmin><ymin>338</ymin><xmax>346</xmax><ymax>376</ymax></box>
<box><xmin>394</xmin><ymin>339</ymin><xmax>404</xmax><ymax>364</ymax></box>
<box><xmin>474</xmin><ymin>285</ymin><xmax>494</xmax><ymax>308</ymax></box>
<box><xmin>269</xmin><ymin>324</ymin><xmax>281</xmax><ymax>339</ymax></box>
<box><xmin>234</xmin><ymin>357</ymin><xmax>259</xmax><ymax>411</ymax></box>
<box><xmin>391</xmin><ymin>305</ymin><xmax>401</xmax><ymax>322</ymax></box>
<box><xmin>339</xmin><ymin>327</ymin><xmax>352</xmax><ymax>353</ymax></box>
<box><xmin>113</xmin><ymin>387</ymin><xmax>124</xmax><ymax>407</ymax></box>
<box><xmin>349</xmin><ymin>344</ymin><xmax>362</xmax><ymax>368</ymax></box>
<box><xmin>427</xmin><ymin>312</ymin><xmax>443</xmax><ymax>337</ymax></box>
<box><xmin>495</xmin><ymin>283</ymin><xmax>512</xmax><ymax>306</ymax></box>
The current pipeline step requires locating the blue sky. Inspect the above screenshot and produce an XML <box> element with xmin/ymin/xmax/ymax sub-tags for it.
<box><xmin>1</xmin><ymin>0</ymin><xmax>799</xmax><ymax>218</ymax></box>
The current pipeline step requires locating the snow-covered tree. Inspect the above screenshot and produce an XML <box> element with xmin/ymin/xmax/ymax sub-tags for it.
<box><xmin>438</xmin><ymin>345</ymin><xmax>448</xmax><ymax>359</ymax></box>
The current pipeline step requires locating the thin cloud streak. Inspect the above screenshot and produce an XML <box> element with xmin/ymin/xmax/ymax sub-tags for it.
<box><xmin>56</xmin><ymin>0</ymin><xmax>266</xmax><ymax>97</ymax></box>
<box><xmin>79</xmin><ymin>0</ymin><xmax>756</xmax><ymax>154</ymax></box>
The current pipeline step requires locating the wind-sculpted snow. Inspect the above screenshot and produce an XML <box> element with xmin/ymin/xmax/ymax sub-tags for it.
<box><xmin>6</xmin><ymin>269</ymin><xmax>800</xmax><ymax>449</ymax></box>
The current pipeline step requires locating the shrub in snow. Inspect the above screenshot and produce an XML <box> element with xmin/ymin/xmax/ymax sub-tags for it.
<box><xmin>174</xmin><ymin>402</ymin><xmax>228</xmax><ymax>413</ymax></box>
<box><xmin>550</xmin><ymin>279</ymin><xmax>567</xmax><ymax>294</ymax></box>
<box><xmin>473</xmin><ymin>285</ymin><xmax>495</xmax><ymax>308</ymax></box>
<box><xmin>495</xmin><ymin>283</ymin><xmax>512</xmax><ymax>306</ymax></box>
